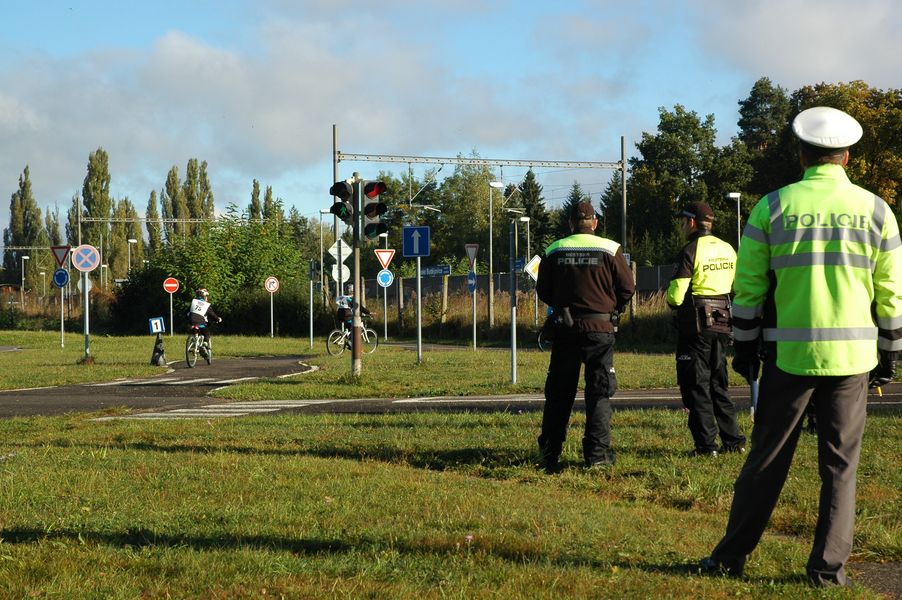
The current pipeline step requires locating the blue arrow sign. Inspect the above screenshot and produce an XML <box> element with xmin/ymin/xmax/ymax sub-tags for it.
<box><xmin>467</xmin><ymin>270</ymin><xmax>477</xmax><ymax>294</ymax></box>
<box><xmin>377</xmin><ymin>269</ymin><xmax>394</xmax><ymax>288</ymax></box>
<box><xmin>402</xmin><ymin>226</ymin><xmax>430</xmax><ymax>257</ymax></box>
<box><xmin>52</xmin><ymin>268</ymin><xmax>70</xmax><ymax>288</ymax></box>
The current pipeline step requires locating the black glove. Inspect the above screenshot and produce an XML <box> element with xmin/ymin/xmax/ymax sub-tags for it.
<box><xmin>732</xmin><ymin>339</ymin><xmax>760</xmax><ymax>383</ymax></box>
<box><xmin>869</xmin><ymin>350</ymin><xmax>897</xmax><ymax>388</ymax></box>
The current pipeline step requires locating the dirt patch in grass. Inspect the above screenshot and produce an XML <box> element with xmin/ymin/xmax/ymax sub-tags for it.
<box><xmin>852</xmin><ymin>562</ymin><xmax>901</xmax><ymax>598</ymax></box>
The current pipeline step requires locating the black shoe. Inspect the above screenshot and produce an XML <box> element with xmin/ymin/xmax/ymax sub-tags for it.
<box><xmin>585</xmin><ymin>451</ymin><xmax>616</xmax><ymax>468</ymax></box>
<box><xmin>719</xmin><ymin>444</ymin><xmax>746</xmax><ymax>454</ymax></box>
<box><xmin>540</xmin><ymin>458</ymin><xmax>563</xmax><ymax>474</ymax></box>
<box><xmin>699</xmin><ymin>556</ymin><xmax>744</xmax><ymax>577</ymax></box>
<box><xmin>687</xmin><ymin>448</ymin><xmax>718</xmax><ymax>457</ymax></box>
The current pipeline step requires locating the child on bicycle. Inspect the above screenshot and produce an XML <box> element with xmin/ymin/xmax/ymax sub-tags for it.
<box><xmin>335</xmin><ymin>284</ymin><xmax>370</xmax><ymax>330</ymax></box>
<box><xmin>188</xmin><ymin>288</ymin><xmax>222</xmax><ymax>353</ymax></box>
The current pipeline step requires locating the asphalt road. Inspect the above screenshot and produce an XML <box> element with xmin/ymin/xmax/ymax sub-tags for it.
<box><xmin>0</xmin><ymin>353</ymin><xmax>899</xmax><ymax>420</ymax></box>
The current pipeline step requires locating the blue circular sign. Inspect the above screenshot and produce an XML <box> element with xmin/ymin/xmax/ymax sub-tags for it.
<box><xmin>52</xmin><ymin>268</ymin><xmax>70</xmax><ymax>288</ymax></box>
<box><xmin>467</xmin><ymin>270</ymin><xmax>477</xmax><ymax>294</ymax></box>
<box><xmin>377</xmin><ymin>269</ymin><xmax>394</xmax><ymax>288</ymax></box>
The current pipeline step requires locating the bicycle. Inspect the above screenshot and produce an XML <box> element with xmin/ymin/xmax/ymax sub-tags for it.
<box><xmin>326</xmin><ymin>319</ymin><xmax>378</xmax><ymax>356</ymax></box>
<box><xmin>186</xmin><ymin>326</ymin><xmax>213</xmax><ymax>367</ymax></box>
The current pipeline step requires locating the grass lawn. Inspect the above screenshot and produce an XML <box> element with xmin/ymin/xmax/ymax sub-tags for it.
<box><xmin>0</xmin><ymin>331</ymin><xmax>898</xmax><ymax>597</ymax></box>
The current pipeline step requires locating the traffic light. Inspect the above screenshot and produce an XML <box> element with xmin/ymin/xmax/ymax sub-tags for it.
<box><xmin>329</xmin><ymin>180</ymin><xmax>355</xmax><ymax>224</ymax></box>
<box><xmin>362</xmin><ymin>180</ymin><xmax>388</xmax><ymax>239</ymax></box>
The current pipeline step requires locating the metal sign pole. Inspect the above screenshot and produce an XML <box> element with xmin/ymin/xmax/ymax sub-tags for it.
<box><xmin>309</xmin><ymin>280</ymin><xmax>314</xmax><ymax>349</ymax></box>
<box><xmin>510</xmin><ymin>222</ymin><xmax>517</xmax><ymax>384</ymax></box>
<box><xmin>60</xmin><ymin>284</ymin><xmax>65</xmax><ymax>348</ymax></box>
<box><xmin>169</xmin><ymin>293</ymin><xmax>173</xmax><ymax>337</ymax></box>
<box><xmin>270</xmin><ymin>292</ymin><xmax>274</xmax><ymax>338</ymax></box>
<box><xmin>82</xmin><ymin>272</ymin><xmax>91</xmax><ymax>362</ymax></box>
<box><xmin>416</xmin><ymin>257</ymin><xmax>423</xmax><ymax>364</ymax></box>
<box><xmin>472</xmin><ymin>285</ymin><xmax>477</xmax><ymax>351</ymax></box>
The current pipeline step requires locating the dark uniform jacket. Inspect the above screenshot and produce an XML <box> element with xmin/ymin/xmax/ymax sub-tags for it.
<box><xmin>537</xmin><ymin>232</ymin><xmax>635</xmax><ymax>333</ymax></box>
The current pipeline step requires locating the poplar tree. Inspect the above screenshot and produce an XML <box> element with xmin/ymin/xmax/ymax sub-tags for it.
<box><xmin>82</xmin><ymin>148</ymin><xmax>112</xmax><ymax>249</ymax></box>
<box><xmin>2</xmin><ymin>166</ymin><xmax>43</xmax><ymax>285</ymax></box>
<box><xmin>145</xmin><ymin>190</ymin><xmax>163</xmax><ymax>255</ymax></box>
<box><xmin>248</xmin><ymin>179</ymin><xmax>261</xmax><ymax>221</ymax></box>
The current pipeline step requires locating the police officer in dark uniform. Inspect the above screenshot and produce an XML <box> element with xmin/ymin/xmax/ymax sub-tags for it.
<box><xmin>667</xmin><ymin>201</ymin><xmax>746</xmax><ymax>456</ymax></box>
<box><xmin>536</xmin><ymin>199</ymin><xmax>635</xmax><ymax>472</ymax></box>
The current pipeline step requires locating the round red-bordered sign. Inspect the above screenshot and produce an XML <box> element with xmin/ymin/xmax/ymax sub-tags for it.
<box><xmin>163</xmin><ymin>277</ymin><xmax>180</xmax><ymax>294</ymax></box>
<box><xmin>264</xmin><ymin>276</ymin><xmax>280</xmax><ymax>293</ymax></box>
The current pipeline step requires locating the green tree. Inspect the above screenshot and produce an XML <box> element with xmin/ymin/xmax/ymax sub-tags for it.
<box><xmin>248</xmin><ymin>179</ymin><xmax>261</xmax><ymax>221</ymax></box>
<box><xmin>2</xmin><ymin>166</ymin><xmax>43</xmax><ymax>287</ymax></box>
<box><xmin>82</xmin><ymin>148</ymin><xmax>112</xmax><ymax>249</ymax></box>
<box><xmin>737</xmin><ymin>77</ymin><xmax>797</xmax><ymax>196</ymax></box>
<box><xmin>518</xmin><ymin>170</ymin><xmax>552</xmax><ymax>253</ymax></box>
<box><xmin>145</xmin><ymin>190</ymin><xmax>163</xmax><ymax>256</ymax></box>
<box><xmin>554</xmin><ymin>182</ymin><xmax>587</xmax><ymax>239</ymax></box>
<box><xmin>65</xmin><ymin>193</ymin><xmax>81</xmax><ymax>245</ymax></box>
<box><xmin>44</xmin><ymin>205</ymin><xmax>62</xmax><ymax>246</ymax></box>
<box><xmin>163</xmin><ymin>166</ymin><xmax>188</xmax><ymax>240</ymax></box>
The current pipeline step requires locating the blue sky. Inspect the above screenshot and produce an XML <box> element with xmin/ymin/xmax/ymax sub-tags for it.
<box><xmin>1</xmin><ymin>0</ymin><xmax>899</xmax><ymax>234</ymax></box>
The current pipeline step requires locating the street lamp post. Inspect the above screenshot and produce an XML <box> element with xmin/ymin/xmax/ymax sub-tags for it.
<box><xmin>20</xmin><ymin>255</ymin><xmax>29</xmax><ymax>309</ymax></box>
<box><xmin>727</xmin><ymin>192</ymin><xmax>741</xmax><ymax>248</ymax></box>
<box><xmin>519</xmin><ymin>216</ymin><xmax>535</xmax><ymax>325</ymax></box>
<box><xmin>40</xmin><ymin>271</ymin><xmax>46</xmax><ymax>300</ymax></box>
<box><xmin>488</xmin><ymin>181</ymin><xmax>505</xmax><ymax>327</ymax></box>
<box><xmin>127</xmin><ymin>238</ymin><xmax>138</xmax><ymax>273</ymax></box>
<box><xmin>101</xmin><ymin>264</ymin><xmax>108</xmax><ymax>290</ymax></box>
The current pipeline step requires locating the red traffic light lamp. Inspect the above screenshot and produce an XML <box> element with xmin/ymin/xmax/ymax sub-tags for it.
<box><xmin>362</xmin><ymin>181</ymin><xmax>388</xmax><ymax>239</ymax></box>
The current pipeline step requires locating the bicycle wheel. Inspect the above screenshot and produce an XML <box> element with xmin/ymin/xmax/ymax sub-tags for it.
<box><xmin>185</xmin><ymin>334</ymin><xmax>199</xmax><ymax>367</ymax></box>
<box><xmin>205</xmin><ymin>338</ymin><xmax>213</xmax><ymax>365</ymax></box>
<box><xmin>362</xmin><ymin>328</ymin><xmax>378</xmax><ymax>354</ymax></box>
<box><xmin>326</xmin><ymin>329</ymin><xmax>346</xmax><ymax>356</ymax></box>
<box><xmin>537</xmin><ymin>330</ymin><xmax>551</xmax><ymax>352</ymax></box>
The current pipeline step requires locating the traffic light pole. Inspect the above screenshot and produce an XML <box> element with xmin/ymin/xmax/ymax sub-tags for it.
<box><xmin>351</xmin><ymin>173</ymin><xmax>363</xmax><ymax>376</ymax></box>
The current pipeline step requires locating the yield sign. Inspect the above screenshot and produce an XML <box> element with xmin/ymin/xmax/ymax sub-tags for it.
<box><xmin>375</xmin><ymin>248</ymin><xmax>395</xmax><ymax>270</ymax></box>
<box><xmin>51</xmin><ymin>245</ymin><xmax>71</xmax><ymax>267</ymax></box>
<box><xmin>465</xmin><ymin>243</ymin><xmax>479</xmax><ymax>268</ymax></box>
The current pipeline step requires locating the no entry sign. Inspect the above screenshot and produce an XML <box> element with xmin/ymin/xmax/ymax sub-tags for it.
<box><xmin>163</xmin><ymin>277</ymin><xmax>180</xmax><ymax>294</ymax></box>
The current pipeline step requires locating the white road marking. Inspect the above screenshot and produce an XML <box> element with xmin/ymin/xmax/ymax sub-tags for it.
<box><xmin>166</xmin><ymin>378</ymin><xmax>216</xmax><ymax>385</ymax></box>
<box><xmin>124</xmin><ymin>377</ymin><xmax>180</xmax><ymax>385</ymax></box>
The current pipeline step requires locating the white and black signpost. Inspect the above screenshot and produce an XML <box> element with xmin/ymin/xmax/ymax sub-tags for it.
<box><xmin>465</xmin><ymin>243</ymin><xmax>479</xmax><ymax>350</ymax></box>
<box><xmin>375</xmin><ymin>248</ymin><xmax>395</xmax><ymax>341</ymax></box>
<box><xmin>265</xmin><ymin>276</ymin><xmax>280</xmax><ymax>337</ymax></box>
<box><xmin>72</xmin><ymin>244</ymin><xmax>100</xmax><ymax>363</ymax></box>
<box><xmin>50</xmin><ymin>245</ymin><xmax>71</xmax><ymax>348</ymax></box>
<box><xmin>163</xmin><ymin>277</ymin><xmax>179</xmax><ymax>336</ymax></box>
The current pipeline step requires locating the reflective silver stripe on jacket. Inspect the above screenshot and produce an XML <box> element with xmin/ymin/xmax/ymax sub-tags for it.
<box><xmin>733</xmin><ymin>327</ymin><xmax>760</xmax><ymax>342</ymax></box>
<box><xmin>878</xmin><ymin>337</ymin><xmax>902</xmax><ymax>351</ymax></box>
<box><xmin>770</xmin><ymin>252</ymin><xmax>874</xmax><ymax>270</ymax></box>
<box><xmin>762</xmin><ymin>327</ymin><xmax>877</xmax><ymax>342</ymax></box>
<box><xmin>877</xmin><ymin>314</ymin><xmax>902</xmax><ymax>330</ymax></box>
<box><xmin>731</xmin><ymin>304</ymin><xmax>761</xmax><ymax>320</ymax></box>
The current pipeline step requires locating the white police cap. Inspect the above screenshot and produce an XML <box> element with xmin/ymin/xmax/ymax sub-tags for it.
<box><xmin>792</xmin><ymin>106</ymin><xmax>862</xmax><ymax>148</ymax></box>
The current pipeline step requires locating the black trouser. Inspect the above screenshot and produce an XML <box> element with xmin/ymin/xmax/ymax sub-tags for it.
<box><xmin>538</xmin><ymin>331</ymin><xmax>617</xmax><ymax>464</ymax></box>
<box><xmin>676</xmin><ymin>329</ymin><xmax>744</xmax><ymax>452</ymax></box>
<box><xmin>711</xmin><ymin>363</ymin><xmax>867</xmax><ymax>586</ymax></box>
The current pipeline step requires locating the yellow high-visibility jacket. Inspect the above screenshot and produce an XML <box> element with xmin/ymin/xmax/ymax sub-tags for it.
<box><xmin>733</xmin><ymin>163</ymin><xmax>902</xmax><ymax>376</ymax></box>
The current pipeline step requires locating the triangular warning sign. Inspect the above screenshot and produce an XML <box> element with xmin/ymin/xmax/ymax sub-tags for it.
<box><xmin>465</xmin><ymin>244</ymin><xmax>479</xmax><ymax>267</ymax></box>
<box><xmin>375</xmin><ymin>248</ymin><xmax>395</xmax><ymax>270</ymax></box>
<box><xmin>51</xmin><ymin>245</ymin><xmax>71</xmax><ymax>267</ymax></box>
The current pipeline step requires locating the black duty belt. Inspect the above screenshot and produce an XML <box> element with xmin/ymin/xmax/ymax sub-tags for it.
<box><xmin>692</xmin><ymin>297</ymin><xmax>730</xmax><ymax>309</ymax></box>
<box><xmin>572</xmin><ymin>312</ymin><xmax>612</xmax><ymax>321</ymax></box>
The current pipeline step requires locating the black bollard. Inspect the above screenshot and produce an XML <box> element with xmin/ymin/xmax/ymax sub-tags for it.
<box><xmin>150</xmin><ymin>332</ymin><xmax>167</xmax><ymax>366</ymax></box>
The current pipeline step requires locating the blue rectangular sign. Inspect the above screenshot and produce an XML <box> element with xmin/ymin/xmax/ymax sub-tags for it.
<box><xmin>402</xmin><ymin>226</ymin><xmax>431</xmax><ymax>257</ymax></box>
<box><xmin>420</xmin><ymin>264</ymin><xmax>451</xmax><ymax>277</ymax></box>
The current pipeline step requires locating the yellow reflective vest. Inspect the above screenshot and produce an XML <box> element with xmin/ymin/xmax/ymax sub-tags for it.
<box><xmin>667</xmin><ymin>232</ymin><xmax>736</xmax><ymax>308</ymax></box>
<box><xmin>733</xmin><ymin>163</ymin><xmax>902</xmax><ymax>376</ymax></box>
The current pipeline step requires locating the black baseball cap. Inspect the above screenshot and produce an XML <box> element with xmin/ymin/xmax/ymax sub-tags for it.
<box><xmin>570</xmin><ymin>199</ymin><xmax>596</xmax><ymax>221</ymax></box>
<box><xmin>676</xmin><ymin>201</ymin><xmax>714</xmax><ymax>222</ymax></box>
